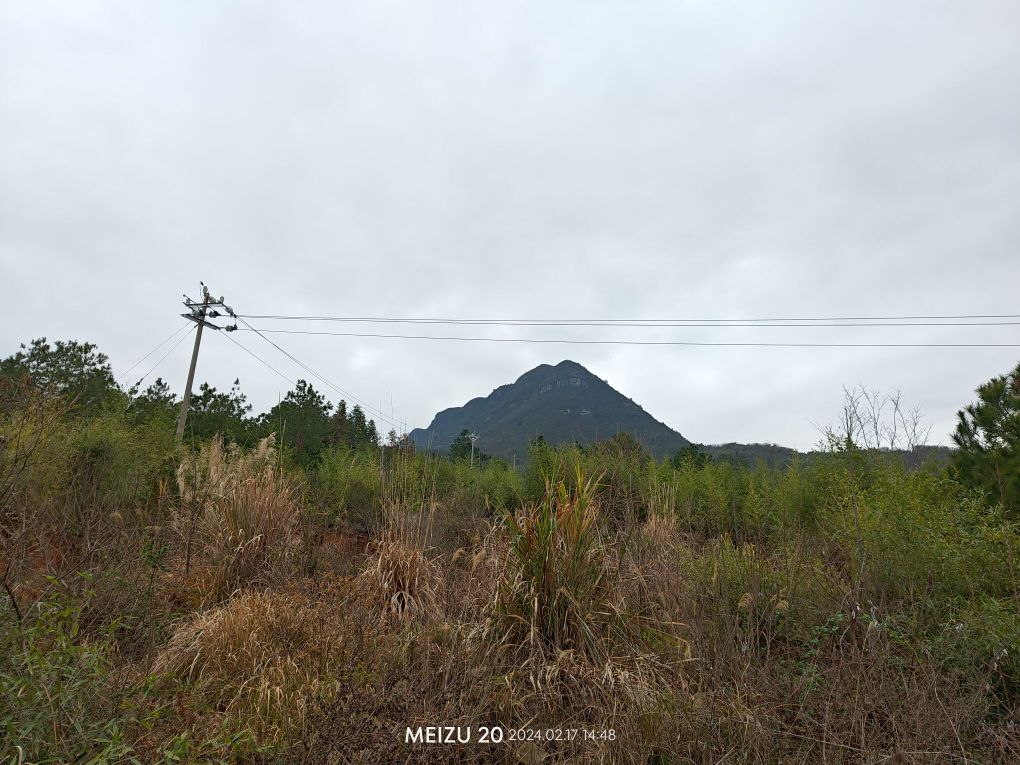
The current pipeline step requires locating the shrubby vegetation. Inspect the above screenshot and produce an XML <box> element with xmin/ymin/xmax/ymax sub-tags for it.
<box><xmin>2</xmin><ymin>338</ymin><xmax>1019</xmax><ymax>763</ymax></box>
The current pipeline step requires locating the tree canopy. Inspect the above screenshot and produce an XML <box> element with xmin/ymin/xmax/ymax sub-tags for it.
<box><xmin>952</xmin><ymin>360</ymin><xmax>1020</xmax><ymax>516</ymax></box>
<box><xmin>3</xmin><ymin>338</ymin><xmax>388</xmax><ymax>468</ymax></box>
<box><xmin>1</xmin><ymin>338</ymin><xmax>121</xmax><ymax>411</ymax></box>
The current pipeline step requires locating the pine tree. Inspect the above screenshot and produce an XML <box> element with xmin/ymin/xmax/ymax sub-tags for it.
<box><xmin>952</xmin><ymin>361</ymin><xmax>1020</xmax><ymax>516</ymax></box>
<box><xmin>189</xmin><ymin>379</ymin><xmax>253</xmax><ymax>443</ymax></box>
<box><xmin>329</xmin><ymin>400</ymin><xmax>349</xmax><ymax>446</ymax></box>
<box><xmin>450</xmin><ymin>429</ymin><xmax>473</xmax><ymax>461</ymax></box>
<box><xmin>348</xmin><ymin>404</ymin><xmax>368</xmax><ymax>449</ymax></box>
<box><xmin>1</xmin><ymin>337</ymin><xmax>121</xmax><ymax>411</ymax></box>
<box><xmin>261</xmin><ymin>379</ymin><xmax>333</xmax><ymax>464</ymax></box>
<box><xmin>131</xmin><ymin>377</ymin><xmax>178</xmax><ymax>424</ymax></box>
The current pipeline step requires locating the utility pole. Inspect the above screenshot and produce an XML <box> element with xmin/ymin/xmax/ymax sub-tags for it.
<box><xmin>468</xmin><ymin>432</ymin><xmax>479</xmax><ymax>467</ymax></box>
<box><xmin>175</xmin><ymin>283</ymin><xmax>235</xmax><ymax>444</ymax></box>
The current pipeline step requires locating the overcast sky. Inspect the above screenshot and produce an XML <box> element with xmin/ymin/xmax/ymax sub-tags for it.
<box><xmin>2</xmin><ymin>1</ymin><xmax>1018</xmax><ymax>450</ymax></box>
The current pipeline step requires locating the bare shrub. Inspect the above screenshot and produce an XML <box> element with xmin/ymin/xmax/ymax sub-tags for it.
<box><xmin>0</xmin><ymin>379</ymin><xmax>68</xmax><ymax>618</ymax></box>
<box><xmin>819</xmin><ymin>384</ymin><xmax>933</xmax><ymax>451</ymax></box>
<box><xmin>0</xmin><ymin>377</ymin><xmax>67</xmax><ymax>521</ymax></box>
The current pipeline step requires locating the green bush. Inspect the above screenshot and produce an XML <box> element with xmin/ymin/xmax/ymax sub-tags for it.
<box><xmin>495</xmin><ymin>470</ymin><xmax>627</xmax><ymax>661</ymax></box>
<box><xmin>935</xmin><ymin>596</ymin><xmax>1020</xmax><ymax>711</ymax></box>
<box><xmin>678</xmin><ymin>535</ymin><xmax>829</xmax><ymax>649</ymax></box>
<box><xmin>17</xmin><ymin>411</ymin><xmax>176</xmax><ymax>535</ymax></box>
<box><xmin>314</xmin><ymin>447</ymin><xmax>382</xmax><ymax>531</ymax></box>
<box><xmin>0</xmin><ymin>588</ymin><xmax>273</xmax><ymax>764</ymax></box>
<box><xmin>0</xmin><ymin>591</ymin><xmax>134</xmax><ymax>765</ymax></box>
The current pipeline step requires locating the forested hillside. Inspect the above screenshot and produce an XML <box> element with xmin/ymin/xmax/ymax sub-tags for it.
<box><xmin>409</xmin><ymin>360</ymin><xmax>691</xmax><ymax>459</ymax></box>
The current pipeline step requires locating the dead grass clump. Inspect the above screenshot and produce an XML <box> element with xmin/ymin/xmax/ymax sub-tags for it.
<box><xmin>519</xmin><ymin>647</ymin><xmax>670</xmax><ymax>710</ymax></box>
<box><xmin>293</xmin><ymin>619</ymin><xmax>489</xmax><ymax>765</ymax></box>
<box><xmin>645</xmin><ymin>482</ymin><xmax>679</xmax><ymax>523</ymax></box>
<box><xmin>174</xmin><ymin>436</ymin><xmax>300</xmax><ymax>601</ymax></box>
<box><xmin>197</xmin><ymin>469</ymin><xmax>300</xmax><ymax>598</ymax></box>
<box><xmin>791</xmin><ymin>640</ymin><xmax>996</xmax><ymax>761</ymax></box>
<box><xmin>357</xmin><ymin>532</ymin><xmax>441</xmax><ymax>623</ymax></box>
<box><xmin>640</xmin><ymin>510</ymin><xmax>680</xmax><ymax>548</ymax></box>
<box><xmin>447</xmin><ymin>523</ymin><xmax>507</xmax><ymax>620</ymax></box>
<box><xmin>622</xmin><ymin>523</ymin><xmax>690</xmax><ymax>636</ymax></box>
<box><xmin>151</xmin><ymin>590</ymin><xmax>335</xmax><ymax>745</ymax></box>
<box><xmin>175</xmin><ymin>434</ymin><xmax>277</xmax><ymax>503</ymax></box>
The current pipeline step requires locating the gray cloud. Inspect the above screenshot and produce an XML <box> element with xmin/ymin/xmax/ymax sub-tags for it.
<box><xmin>3</xmin><ymin>0</ymin><xmax>1018</xmax><ymax>449</ymax></box>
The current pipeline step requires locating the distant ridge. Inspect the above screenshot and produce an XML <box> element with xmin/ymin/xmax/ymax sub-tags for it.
<box><xmin>408</xmin><ymin>360</ymin><xmax>690</xmax><ymax>460</ymax></box>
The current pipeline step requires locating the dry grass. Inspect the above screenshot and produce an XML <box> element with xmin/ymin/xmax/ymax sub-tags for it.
<box><xmin>350</xmin><ymin>499</ymin><xmax>443</xmax><ymax>622</ymax></box>
<box><xmin>639</xmin><ymin>508</ymin><xmax>680</xmax><ymax>547</ymax></box>
<box><xmin>175</xmin><ymin>434</ymin><xmax>277</xmax><ymax>504</ymax></box>
<box><xmin>173</xmin><ymin>436</ymin><xmax>300</xmax><ymax>601</ymax></box>
<box><xmin>358</xmin><ymin>532</ymin><xmax>442</xmax><ymax>623</ymax></box>
<box><xmin>151</xmin><ymin>589</ymin><xmax>341</xmax><ymax>745</ymax></box>
<box><xmin>460</xmin><ymin>471</ymin><xmax>689</xmax><ymax>762</ymax></box>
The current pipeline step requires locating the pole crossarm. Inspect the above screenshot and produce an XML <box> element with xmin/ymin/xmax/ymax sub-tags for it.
<box><xmin>180</xmin><ymin>313</ymin><xmax>225</xmax><ymax>331</ymax></box>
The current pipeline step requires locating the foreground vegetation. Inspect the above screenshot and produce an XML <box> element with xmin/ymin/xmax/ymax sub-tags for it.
<box><xmin>2</xmin><ymin>340</ymin><xmax>1019</xmax><ymax>763</ymax></box>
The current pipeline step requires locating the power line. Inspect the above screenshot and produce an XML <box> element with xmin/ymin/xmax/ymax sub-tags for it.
<box><xmin>132</xmin><ymin>324</ymin><xmax>196</xmax><ymax>390</ymax></box>
<box><xmin>235</xmin><ymin>312</ymin><xmax>1020</xmax><ymax>327</ymax></box>
<box><xmin>221</xmin><ymin>331</ymin><xmax>297</xmax><ymax>388</ymax></box>
<box><xmin>117</xmin><ymin>322</ymin><xmax>192</xmax><ymax>383</ymax></box>
<box><xmin>232</xmin><ymin>317</ymin><xmax>405</xmax><ymax>431</ymax></box>
<box><xmin>232</xmin><ymin>327</ymin><xmax>1020</xmax><ymax>349</ymax></box>
<box><xmin>242</xmin><ymin>318</ymin><xmax>1020</xmax><ymax>328</ymax></box>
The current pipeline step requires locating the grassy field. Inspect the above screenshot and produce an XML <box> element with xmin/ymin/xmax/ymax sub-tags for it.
<box><xmin>2</xmin><ymin>389</ymin><xmax>1018</xmax><ymax>763</ymax></box>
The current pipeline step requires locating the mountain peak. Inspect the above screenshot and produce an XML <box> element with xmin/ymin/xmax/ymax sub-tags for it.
<box><xmin>409</xmin><ymin>361</ymin><xmax>688</xmax><ymax>459</ymax></box>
